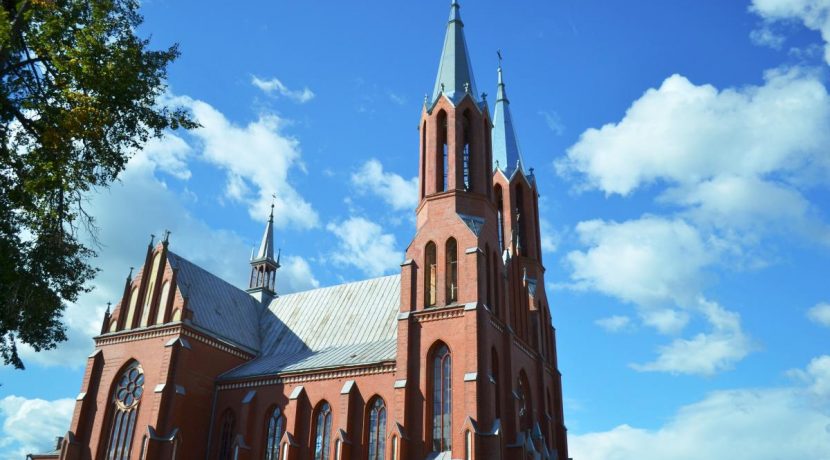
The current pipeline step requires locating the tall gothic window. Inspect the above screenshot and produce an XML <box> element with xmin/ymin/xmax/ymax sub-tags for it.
<box><xmin>517</xmin><ymin>371</ymin><xmax>532</xmax><ymax>432</ymax></box>
<box><xmin>437</xmin><ymin>110</ymin><xmax>448</xmax><ymax>192</ymax></box>
<box><xmin>313</xmin><ymin>401</ymin><xmax>332</xmax><ymax>460</ymax></box>
<box><xmin>462</xmin><ymin>110</ymin><xmax>472</xmax><ymax>191</ymax></box>
<box><xmin>495</xmin><ymin>185</ymin><xmax>504</xmax><ymax>252</ymax></box>
<box><xmin>492</xmin><ymin>348</ymin><xmax>500</xmax><ymax>419</ymax></box>
<box><xmin>445</xmin><ymin>238</ymin><xmax>458</xmax><ymax>303</ymax></box>
<box><xmin>515</xmin><ymin>185</ymin><xmax>527</xmax><ymax>255</ymax></box>
<box><xmin>492</xmin><ymin>251</ymin><xmax>500</xmax><ymax>317</ymax></box>
<box><xmin>367</xmin><ymin>397</ymin><xmax>387</xmax><ymax>460</ymax></box>
<box><xmin>218</xmin><ymin>410</ymin><xmax>235</xmax><ymax>460</ymax></box>
<box><xmin>124</xmin><ymin>286</ymin><xmax>139</xmax><ymax>330</ymax></box>
<box><xmin>265</xmin><ymin>407</ymin><xmax>285</xmax><ymax>460</ymax></box>
<box><xmin>105</xmin><ymin>362</ymin><xmax>144</xmax><ymax>460</ymax></box>
<box><xmin>425</xmin><ymin>242</ymin><xmax>437</xmax><ymax>307</ymax></box>
<box><xmin>431</xmin><ymin>343</ymin><xmax>452</xmax><ymax>452</ymax></box>
<box><xmin>485</xmin><ymin>244</ymin><xmax>492</xmax><ymax>308</ymax></box>
<box><xmin>421</xmin><ymin>121</ymin><xmax>427</xmax><ymax>199</ymax></box>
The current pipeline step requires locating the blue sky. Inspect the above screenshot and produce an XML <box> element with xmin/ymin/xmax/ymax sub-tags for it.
<box><xmin>2</xmin><ymin>1</ymin><xmax>830</xmax><ymax>458</ymax></box>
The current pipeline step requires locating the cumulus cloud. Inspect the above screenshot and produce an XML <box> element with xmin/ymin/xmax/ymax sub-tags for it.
<box><xmin>0</xmin><ymin>396</ymin><xmax>74</xmax><ymax>460</ymax></box>
<box><xmin>570</xmin><ymin>356</ymin><xmax>830</xmax><ymax>460</ymax></box>
<box><xmin>558</xmin><ymin>68</ymin><xmax>830</xmax><ymax>198</ymax></box>
<box><xmin>632</xmin><ymin>299</ymin><xmax>754</xmax><ymax>376</ymax></box>
<box><xmin>539</xmin><ymin>217</ymin><xmax>560</xmax><ymax>254</ymax></box>
<box><xmin>326</xmin><ymin>216</ymin><xmax>402</xmax><ymax>277</ymax></box>
<box><xmin>595</xmin><ymin>315</ymin><xmax>633</xmax><ymax>333</ymax></box>
<box><xmin>751</xmin><ymin>0</ymin><xmax>830</xmax><ymax>64</ymax></box>
<box><xmin>351</xmin><ymin>159</ymin><xmax>418</xmax><ymax>212</ymax></box>
<box><xmin>277</xmin><ymin>255</ymin><xmax>320</xmax><ymax>294</ymax></box>
<box><xmin>566</xmin><ymin>217</ymin><xmax>752</xmax><ymax>374</ymax></box>
<box><xmin>179</xmin><ymin>96</ymin><xmax>319</xmax><ymax>229</ymax></box>
<box><xmin>252</xmin><ymin>76</ymin><xmax>315</xmax><ymax>103</ymax></box>
<box><xmin>807</xmin><ymin>302</ymin><xmax>830</xmax><ymax>327</ymax></box>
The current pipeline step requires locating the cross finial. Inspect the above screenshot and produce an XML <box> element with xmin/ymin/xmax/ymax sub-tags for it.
<box><xmin>464</xmin><ymin>82</ymin><xmax>470</xmax><ymax>93</ymax></box>
<box><xmin>497</xmin><ymin>49</ymin><xmax>503</xmax><ymax>66</ymax></box>
<box><xmin>481</xmin><ymin>92</ymin><xmax>487</xmax><ymax>101</ymax></box>
<box><xmin>440</xmin><ymin>83</ymin><xmax>445</xmax><ymax>93</ymax></box>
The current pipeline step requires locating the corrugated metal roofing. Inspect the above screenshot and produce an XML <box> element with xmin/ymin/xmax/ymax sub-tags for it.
<box><xmin>168</xmin><ymin>251</ymin><xmax>264</xmax><ymax>352</ymax></box>
<box><xmin>259</xmin><ymin>274</ymin><xmax>400</xmax><ymax>356</ymax></box>
<box><xmin>221</xmin><ymin>338</ymin><xmax>397</xmax><ymax>380</ymax></box>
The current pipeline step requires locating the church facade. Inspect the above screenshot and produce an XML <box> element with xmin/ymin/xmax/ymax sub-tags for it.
<box><xmin>51</xmin><ymin>2</ymin><xmax>569</xmax><ymax>459</ymax></box>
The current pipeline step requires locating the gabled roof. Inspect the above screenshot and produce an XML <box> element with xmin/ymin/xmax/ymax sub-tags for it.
<box><xmin>168</xmin><ymin>251</ymin><xmax>264</xmax><ymax>352</ymax></box>
<box><xmin>222</xmin><ymin>274</ymin><xmax>401</xmax><ymax>380</ymax></box>
<box><xmin>432</xmin><ymin>1</ymin><xmax>479</xmax><ymax>105</ymax></box>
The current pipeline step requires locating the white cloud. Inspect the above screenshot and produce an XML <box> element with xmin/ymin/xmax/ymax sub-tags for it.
<box><xmin>749</xmin><ymin>25</ymin><xmax>787</xmax><ymax>49</ymax></box>
<box><xmin>558</xmin><ymin>68</ymin><xmax>830</xmax><ymax>197</ymax></box>
<box><xmin>752</xmin><ymin>0</ymin><xmax>830</xmax><ymax>64</ymax></box>
<box><xmin>252</xmin><ymin>76</ymin><xmax>315</xmax><ymax>103</ymax></box>
<box><xmin>0</xmin><ymin>396</ymin><xmax>74</xmax><ymax>460</ymax></box>
<box><xmin>595</xmin><ymin>315</ymin><xmax>632</xmax><ymax>333</ymax></box>
<box><xmin>351</xmin><ymin>159</ymin><xmax>418</xmax><ymax>212</ymax></box>
<box><xmin>277</xmin><ymin>255</ymin><xmax>320</xmax><ymax>294</ymax></box>
<box><xmin>632</xmin><ymin>299</ymin><xmax>754</xmax><ymax>376</ymax></box>
<box><xmin>180</xmin><ymin>96</ymin><xmax>319</xmax><ymax>229</ymax></box>
<box><xmin>539</xmin><ymin>218</ymin><xmax>560</xmax><ymax>253</ymax></box>
<box><xmin>566</xmin><ymin>217</ymin><xmax>752</xmax><ymax>374</ymax></box>
<box><xmin>567</xmin><ymin>217</ymin><xmax>715</xmax><ymax>311</ymax></box>
<box><xmin>18</xmin><ymin>135</ymin><xmax>273</xmax><ymax>368</ymax></box>
<box><xmin>570</xmin><ymin>356</ymin><xmax>830</xmax><ymax>460</ymax></box>
<box><xmin>326</xmin><ymin>216</ymin><xmax>402</xmax><ymax>277</ymax></box>
<box><xmin>807</xmin><ymin>302</ymin><xmax>830</xmax><ymax>327</ymax></box>
<box><xmin>539</xmin><ymin>110</ymin><xmax>565</xmax><ymax>135</ymax></box>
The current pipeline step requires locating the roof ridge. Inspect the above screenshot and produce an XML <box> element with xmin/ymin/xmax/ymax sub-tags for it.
<box><xmin>275</xmin><ymin>273</ymin><xmax>401</xmax><ymax>299</ymax></box>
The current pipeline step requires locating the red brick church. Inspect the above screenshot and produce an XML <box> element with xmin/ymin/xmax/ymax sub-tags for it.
<box><xmin>49</xmin><ymin>2</ymin><xmax>569</xmax><ymax>459</ymax></box>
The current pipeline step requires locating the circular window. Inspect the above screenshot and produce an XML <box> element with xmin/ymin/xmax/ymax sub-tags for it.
<box><xmin>114</xmin><ymin>363</ymin><xmax>145</xmax><ymax>409</ymax></box>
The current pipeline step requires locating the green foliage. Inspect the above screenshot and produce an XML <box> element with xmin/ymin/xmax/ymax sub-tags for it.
<box><xmin>0</xmin><ymin>0</ymin><xmax>196</xmax><ymax>368</ymax></box>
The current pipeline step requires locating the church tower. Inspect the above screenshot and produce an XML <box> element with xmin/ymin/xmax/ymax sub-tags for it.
<box><xmin>396</xmin><ymin>1</ymin><xmax>568</xmax><ymax>458</ymax></box>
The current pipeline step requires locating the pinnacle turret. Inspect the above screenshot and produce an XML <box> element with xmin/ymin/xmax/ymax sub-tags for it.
<box><xmin>492</xmin><ymin>59</ymin><xmax>526</xmax><ymax>177</ymax></box>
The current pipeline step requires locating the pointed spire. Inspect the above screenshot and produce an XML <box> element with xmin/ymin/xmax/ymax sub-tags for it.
<box><xmin>254</xmin><ymin>202</ymin><xmax>275</xmax><ymax>262</ymax></box>
<box><xmin>492</xmin><ymin>55</ymin><xmax>526</xmax><ymax>177</ymax></box>
<box><xmin>432</xmin><ymin>0</ymin><xmax>479</xmax><ymax>105</ymax></box>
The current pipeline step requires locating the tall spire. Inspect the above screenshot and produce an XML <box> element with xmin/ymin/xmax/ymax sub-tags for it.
<box><xmin>254</xmin><ymin>202</ymin><xmax>275</xmax><ymax>262</ymax></box>
<box><xmin>492</xmin><ymin>57</ymin><xmax>526</xmax><ymax>177</ymax></box>
<box><xmin>431</xmin><ymin>0</ymin><xmax>479</xmax><ymax>105</ymax></box>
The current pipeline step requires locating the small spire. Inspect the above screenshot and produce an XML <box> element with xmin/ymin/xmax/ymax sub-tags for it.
<box><xmin>492</xmin><ymin>55</ymin><xmax>526</xmax><ymax>176</ymax></box>
<box><xmin>105</xmin><ymin>302</ymin><xmax>111</xmax><ymax>315</ymax></box>
<box><xmin>127</xmin><ymin>266</ymin><xmax>134</xmax><ymax>280</ymax></box>
<box><xmin>431</xmin><ymin>0</ymin><xmax>479</xmax><ymax>105</ymax></box>
<box><xmin>253</xmin><ymin>197</ymin><xmax>276</xmax><ymax>262</ymax></box>
<box><xmin>162</xmin><ymin>229</ymin><xmax>171</xmax><ymax>245</ymax></box>
<box><xmin>148</xmin><ymin>234</ymin><xmax>155</xmax><ymax>247</ymax></box>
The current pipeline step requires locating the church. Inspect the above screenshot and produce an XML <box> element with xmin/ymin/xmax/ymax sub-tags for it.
<box><xmin>47</xmin><ymin>2</ymin><xmax>569</xmax><ymax>459</ymax></box>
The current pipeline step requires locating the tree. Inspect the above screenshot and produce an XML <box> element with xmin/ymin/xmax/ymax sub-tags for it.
<box><xmin>0</xmin><ymin>0</ymin><xmax>196</xmax><ymax>368</ymax></box>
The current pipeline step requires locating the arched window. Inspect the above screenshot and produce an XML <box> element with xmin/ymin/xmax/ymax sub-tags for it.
<box><xmin>265</xmin><ymin>407</ymin><xmax>285</xmax><ymax>460</ymax></box>
<box><xmin>485</xmin><ymin>244</ymin><xmax>492</xmax><ymax>308</ymax></box>
<box><xmin>431</xmin><ymin>343</ymin><xmax>452</xmax><ymax>452</ymax></box>
<box><xmin>437</xmin><ymin>110</ymin><xmax>448</xmax><ymax>192</ymax></box>
<box><xmin>124</xmin><ymin>286</ymin><xmax>139</xmax><ymax>330</ymax></box>
<box><xmin>492</xmin><ymin>348</ymin><xmax>500</xmax><ymax>419</ymax></box>
<box><xmin>425</xmin><ymin>242</ymin><xmax>437</xmax><ymax>307</ymax></box>
<box><xmin>218</xmin><ymin>409</ymin><xmax>235</xmax><ymax>460</ymax></box>
<box><xmin>105</xmin><ymin>361</ymin><xmax>144</xmax><ymax>460</ymax></box>
<box><xmin>367</xmin><ymin>397</ymin><xmax>387</xmax><ymax>460</ymax></box>
<box><xmin>492</xmin><ymin>251</ymin><xmax>500</xmax><ymax>317</ymax></box>
<box><xmin>462</xmin><ymin>110</ymin><xmax>472</xmax><ymax>191</ymax></box>
<box><xmin>421</xmin><ymin>121</ymin><xmax>427</xmax><ymax>199</ymax></box>
<box><xmin>517</xmin><ymin>371</ymin><xmax>532</xmax><ymax>432</ymax></box>
<box><xmin>515</xmin><ymin>185</ymin><xmax>527</xmax><ymax>255</ymax></box>
<box><xmin>494</xmin><ymin>185</ymin><xmax>504</xmax><ymax>252</ymax></box>
<box><xmin>313</xmin><ymin>401</ymin><xmax>332</xmax><ymax>460</ymax></box>
<box><xmin>155</xmin><ymin>281</ymin><xmax>171</xmax><ymax>325</ymax></box>
<box><xmin>445</xmin><ymin>238</ymin><xmax>458</xmax><ymax>303</ymax></box>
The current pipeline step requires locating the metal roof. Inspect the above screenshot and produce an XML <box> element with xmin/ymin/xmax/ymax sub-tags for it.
<box><xmin>252</xmin><ymin>205</ymin><xmax>277</xmax><ymax>265</ymax></box>
<box><xmin>168</xmin><ymin>251</ymin><xmax>264</xmax><ymax>352</ymax></box>
<box><xmin>431</xmin><ymin>0</ymin><xmax>479</xmax><ymax>105</ymax></box>
<box><xmin>221</xmin><ymin>275</ymin><xmax>401</xmax><ymax>379</ymax></box>
<box><xmin>492</xmin><ymin>64</ymin><xmax>526</xmax><ymax>177</ymax></box>
<box><xmin>220</xmin><ymin>338</ymin><xmax>397</xmax><ymax>380</ymax></box>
